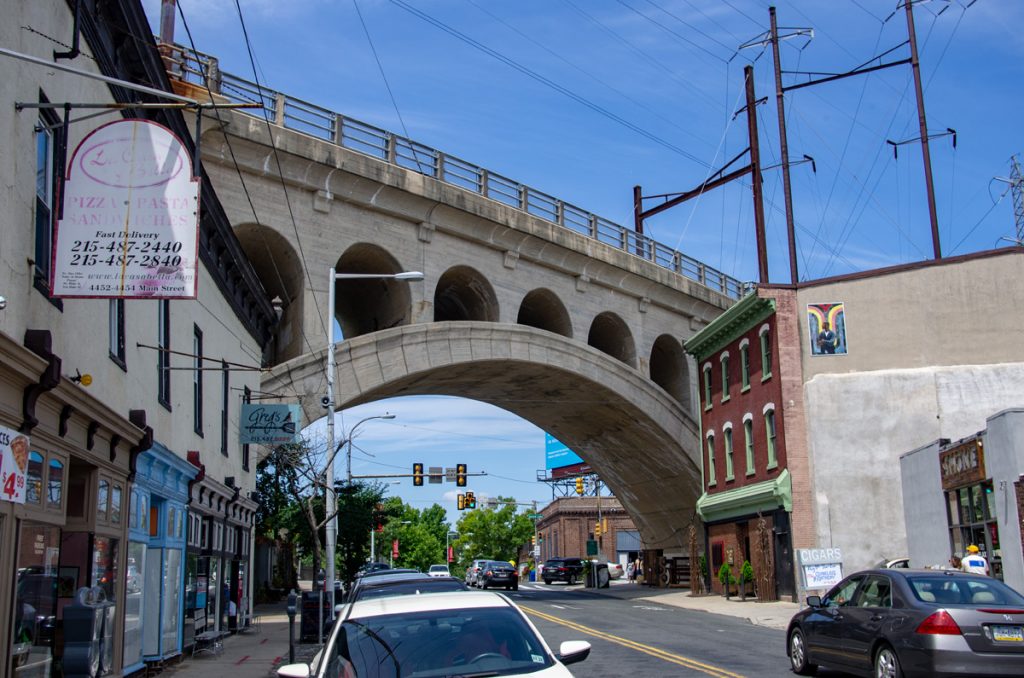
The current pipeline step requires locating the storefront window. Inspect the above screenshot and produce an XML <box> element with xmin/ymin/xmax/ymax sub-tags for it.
<box><xmin>26</xmin><ymin>451</ymin><xmax>44</xmax><ymax>505</ymax></box>
<box><xmin>11</xmin><ymin>523</ymin><xmax>61</xmax><ymax>677</ymax></box>
<box><xmin>208</xmin><ymin>559</ymin><xmax>220</xmax><ymax>630</ymax></box>
<box><xmin>123</xmin><ymin>542</ymin><xmax>146</xmax><ymax>669</ymax></box>
<box><xmin>46</xmin><ymin>459</ymin><xmax>63</xmax><ymax>509</ymax></box>
<box><xmin>97</xmin><ymin>479</ymin><xmax>109</xmax><ymax>521</ymax></box>
<box><xmin>947</xmin><ymin>481</ymin><xmax>1000</xmax><ymax>580</ymax></box>
<box><xmin>163</xmin><ymin>550</ymin><xmax>182</xmax><ymax>653</ymax></box>
<box><xmin>110</xmin><ymin>486</ymin><xmax>122</xmax><ymax>524</ymax></box>
<box><xmin>91</xmin><ymin>536</ymin><xmax>118</xmax><ymax>674</ymax></box>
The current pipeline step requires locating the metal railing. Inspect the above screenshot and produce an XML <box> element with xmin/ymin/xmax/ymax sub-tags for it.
<box><xmin>172</xmin><ymin>46</ymin><xmax>746</xmax><ymax>299</ymax></box>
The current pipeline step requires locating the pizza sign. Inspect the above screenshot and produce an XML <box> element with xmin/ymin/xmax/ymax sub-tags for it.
<box><xmin>0</xmin><ymin>425</ymin><xmax>28</xmax><ymax>504</ymax></box>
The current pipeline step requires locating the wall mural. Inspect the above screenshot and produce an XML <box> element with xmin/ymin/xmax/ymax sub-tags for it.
<box><xmin>807</xmin><ymin>302</ymin><xmax>848</xmax><ymax>356</ymax></box>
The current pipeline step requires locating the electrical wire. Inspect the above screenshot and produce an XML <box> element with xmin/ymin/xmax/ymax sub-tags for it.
<box><xmin>614</xmin><ymin>0</ymin><xmax>728</xmax><ymax>66</ymax></box>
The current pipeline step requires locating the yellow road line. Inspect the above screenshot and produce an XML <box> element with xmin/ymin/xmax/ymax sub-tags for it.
<box><xmin>521</xmin><ymin>604</ymin><xmax>746</xmax><ymax>678</ymax></box>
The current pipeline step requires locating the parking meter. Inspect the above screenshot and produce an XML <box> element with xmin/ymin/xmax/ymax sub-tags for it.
<box><xmin>287</xmin><ymin>590</ymin><xmax>298</xmax><ymax>664</ymax></box>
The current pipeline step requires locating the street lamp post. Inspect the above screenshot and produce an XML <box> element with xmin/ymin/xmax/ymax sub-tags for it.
<box><xmin>323</xmin><ymin>267</ymin><xmax>422</xmax><ymax>641</ymax></box>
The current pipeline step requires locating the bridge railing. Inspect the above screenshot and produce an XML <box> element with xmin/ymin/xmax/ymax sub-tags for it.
<box><xmin>173</xmin><ymin>46</ymin><xmax>746</xmax><ymax>300</ymax></box>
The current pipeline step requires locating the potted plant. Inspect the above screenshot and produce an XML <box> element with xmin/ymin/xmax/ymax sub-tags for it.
<box><xmin>717</xmin><ymin>562</ymin><xmax>736</xmax><ymax>599</ymax></box>
<box><xmin>739</xmin><ymin>560</ymin><xmax>754</xmax><ymax>600</ymax></box>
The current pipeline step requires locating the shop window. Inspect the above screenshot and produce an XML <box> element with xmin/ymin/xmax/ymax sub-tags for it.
<box><xmin>706</xmin><ymin>433</ymin><xmax>716</xmax><ymax>486</ymax></box>
<box><xmin>759</xmin><ymin>325</ymin><xmax>772</xmax><ymax>381</ymax></box>
<box><xmin>702</xmin><ymin>363</ymin><xmax>712</xmax><ymax>411</ymax></box>
<box><xmin>740</xmin><ymin>340</ymin><xmax>750</xmax><ymax>390</ymax></box>
<box><xmin>109</xmin><ymin>299</ymin><xmax>126</xmax><ymax>368</ymax></box>
<box><xmin>47</xmin><ymin>458</ymin><xmax>64</xmax><ymax>509</ymax></box>
<box><xmin>744</xmin><ymin>418</ymin><xmax>755</xmax><ymax>476</ymax></box>
<box><xmin>97</xmin><ymin>478</ymin><xmax>110</xmax><ymax>521</ymax></box>
<box><xmin>764</xmin><ymin>407</ymin><xmax>778</xmax><ymax>469</ymax></box>
<box><xmin>140</xmin><ymin>494</ymin><xmax>149</xmax><ymax>533</ymax></box>
<box><xmin>110</xmin><ymin>485</ymin><xmax>122</xmax><ymax>524</ymax></box>
<box><xmin>11</xmin><ymin>523</ymin><xmax>61</xmax><ymax>675</ymax></box>
<box><xmin>163</xmin><ymin>550</ymin><xmax>182</xmax><ymax>651</ymax></box>
<box><xmin>123</xmin><ymin>542</ymin><xmax>146</xmax><ymax>669</ymax></box>
<box><xmin>723</xmin><ymin>425</ymin><xmax>734</xmax><ymax>481</ymax></box>
<box><xmin>91</xmin><ymin>536</ymin><xmax>119</xmax><ymax>672</ymax></box>
<box><xmin>720</xmin><ymin>353</ymin><xmax>730</xmax><ymax>403</ymax></box>
<box><xmin>158</xmin><ymin>299</ymin><xmax>171</xmax><ymax>409</ymax></box>
<box><xmin>26</xmin><ymin>451</ymin><xmax>44</xmax><ymax>505</ymax></box>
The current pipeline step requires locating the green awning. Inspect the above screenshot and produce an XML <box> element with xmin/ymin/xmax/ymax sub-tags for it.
<box><xmin>696</xmin><ymin>469</ymin><xmax>792</xmax><ymax>523</ymax></box>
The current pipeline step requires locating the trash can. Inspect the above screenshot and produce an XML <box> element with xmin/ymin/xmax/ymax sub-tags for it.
<box><xmin>300</xmin><ymin>591</ymin><xmax>332</xmax><ymax>643</ymax></box>
<box><xmin>528</xmin><ymin>570</ymin><xmax>536</xmax><ymax>582</ymax></box>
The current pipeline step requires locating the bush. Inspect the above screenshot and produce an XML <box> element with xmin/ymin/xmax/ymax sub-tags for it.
<box><xmin>698</xmin><ymin>554</ymin><xmax>708</xmax><ymax>579</ymax></box>
<box><xmin>718</xmin><ymin>562</ymin><xmax>736</xmax><ymax>587</ymax></box>
<box><xmin>740</xmin><ymin>560</ymin><xmax>754</xmax><ymax>584</ymax></box>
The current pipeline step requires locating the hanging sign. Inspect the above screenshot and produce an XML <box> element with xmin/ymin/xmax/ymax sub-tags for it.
<box><xmin>52</xmin><ymin>118</ymin><xmax>200</xmax><ymax>299</ymax></box>
<box><xmin>0</xmin><ymin>425</ymin><xmax>29</xmax><ymax>504</ymax></box>
<box><xmin>239</xmin><ymin>403</ymin><xmax>300</xmax><ymax>445</ymax></box>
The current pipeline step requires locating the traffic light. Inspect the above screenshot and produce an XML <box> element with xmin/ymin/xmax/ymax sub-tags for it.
<box><xmin>413</xmin><ymin>462</ymin><xmax>424</xmax><ymax>486</ymax></box>
<box><xmin>466</xmin><ymin>491</ymin><xmax>476</xmax><ymax>509</ymax></box>
<box><xmin>530</xmin><ymin>535</ymin><xmax>536</xmax><ymax>547</ymax></box>
<box><xmin>457</xmin><ymin>493</ymin><xmax>465</xmax><ymax>510</ymax></box>
<box><xmin>456</xmin><ymin>463</ymin><xmax>467</xmax><ymax>487</ymax></box>
<box><xmin>594</xmin><ymin>520</ymin><xmax>601</xmax><ymax>537</ymax></box>
<box><xmin>575</xmin><ymin>477</ymin><xmax>584</xmax><ymax>495</ymax></box>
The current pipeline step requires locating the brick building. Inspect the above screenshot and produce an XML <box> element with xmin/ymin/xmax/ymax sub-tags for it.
<box><xmin>534</xmin><ymin>497</ymin><xmax>639</xmax><ymax>568</ymax></box>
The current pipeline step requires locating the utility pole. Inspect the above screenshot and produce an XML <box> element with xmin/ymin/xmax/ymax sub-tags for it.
<box><xmin>769</xmin><ymin>7</ymin><xmax>799</xmax><ymax>284</ymax></box>
<box><xmin>904</xmin><ymin>0</ymin><xmax>942</xmax><ymax>259</ymax></box>
<box><xmin>744</xmin><ymin>65</ymin><xmax>770</xmax><ymax>284</ymax></box>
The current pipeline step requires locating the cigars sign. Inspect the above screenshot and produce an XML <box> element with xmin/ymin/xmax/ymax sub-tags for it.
<box><xmin>1</xmin><ymin>424</ymin><xmax>29</xmax><ymax>504</ymax></box>
<box><xmin>939</xmin><ymin>439</ymin><xmax>985</xmax><ymax>491</ymax></box>
<box><xmin>51</xmin><ymin>119</ymin><xmax>200</xmax><ymax>299</ymax></box>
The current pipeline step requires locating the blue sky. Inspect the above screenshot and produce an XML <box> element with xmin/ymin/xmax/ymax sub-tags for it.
<box><xmin>142</xmin><ymin>1</ymin><xmax>1022</xmax><ymax>521</ymax></box>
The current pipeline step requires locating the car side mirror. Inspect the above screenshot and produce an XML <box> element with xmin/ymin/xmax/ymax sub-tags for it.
<box><xmin>276</xmin><ymin>664</ymin><xmax>310</xmax><ymax>678</ymax></box>
<box><xmin>558</xmin><ymin>640</ymin><xmax>591</xmax><ymax>666</ymax></box>
<box><xmin>806</xmin><ymin>595</ymin><xmax>822</xmax><ymax>608</ymax></box>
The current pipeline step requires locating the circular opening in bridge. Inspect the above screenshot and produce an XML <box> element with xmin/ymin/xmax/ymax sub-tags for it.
<box><xmin>587</xmin><ymin>312</ymin><xmax>636</xmax><ymax>367</ymax></box>
<box><xmin>650</xmin><ymin>334</ymin><xmax>690</xmax><ymax>409</ymax></box>
<box><xmin>433</xmin><ymin>266</ymin><xmax>499</xmax><ymax>322</ymax></box>
<box><xmin>517</xmin><ymin>288</ymin><xmax>572</xmax><ymax>338</ymax></box>
<box><xmin>334</xmin><ymin>244</ymin><xmax>417</xmax><ymax>339</ymax></box>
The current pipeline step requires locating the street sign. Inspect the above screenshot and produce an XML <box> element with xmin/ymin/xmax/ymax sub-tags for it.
<box><xmin>445</xmin><ymin>467</ymin><xmax>457</xmax><ymax>482</ymax></box>
<box><xmin>428</xmin><ymin>466</ymin><xmax>443</xmax><ymax>484</ymax></box>
<box><xmin>527</xmin><ymin>513</ymin><xmax>543</xmax><ymax>520</ymax></box>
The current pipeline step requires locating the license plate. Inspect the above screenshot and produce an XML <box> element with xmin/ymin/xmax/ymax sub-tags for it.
<box><xmin>992</xmin><ymin>625</ymin><xmax>1024</xmax><ymax>642</ymax></box>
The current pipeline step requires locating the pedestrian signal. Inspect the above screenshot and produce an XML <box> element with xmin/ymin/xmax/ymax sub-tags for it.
<box><xmin>466</xmin><ymin>491</ymin><xmax>476</xmax><ymax>509</ymax></box>
<box><xmin>413</xmin><ymin>462</ymin><xmax>424</xmax><ymax>486</ymax></box>
<box><xmin>456</xmin><ymin>463</ymin><xmax>467</xmax><ymax>487</ymax></box>
<box><xmin>457</xmin><ymin>493</ymin><xmax>465</xmax><ymax>510</ymax></box>
<box><xmin>575</xmin><ymin>477</ymin><xmax>584</xmax><ymax>495</ymax></box>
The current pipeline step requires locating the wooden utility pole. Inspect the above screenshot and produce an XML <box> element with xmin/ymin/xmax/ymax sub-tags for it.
<box><xmin>769</xmin><ymin>7</ymin><xmax>799</xmax><ymax>284</ymax></box>
<box><xmin>744</xmin><ymin>65</ymin><xmax>769</xmax><ymax>284</ymax></box>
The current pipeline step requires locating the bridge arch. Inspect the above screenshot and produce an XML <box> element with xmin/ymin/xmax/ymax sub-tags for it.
<box><xmin>263</xmin><ymin>322</ymin><xmax>702</xmax><ymax>550</ymax></box>
<box><xmin>433</xmin><ymin>265</ymin><xmax>499</xmax><ymax>322</ymax></box>
<box><xmin>335</xmin><ymin>243</ymin><xmax>418</xmax><ymax>340</ymax></box>
<box><xmin>588</xmin><ymin>311</ymin><xmax>637</xmax><ymax>368</ymax></box>
<box><xmin>650</xmin><ymin>334</ymin><xmax>691</xmax><ymax>410</ymax></box>
<box><xmin>517</xmin><ymin>288</ymin><xmax>572</xmax><ymax>339</ymax></box>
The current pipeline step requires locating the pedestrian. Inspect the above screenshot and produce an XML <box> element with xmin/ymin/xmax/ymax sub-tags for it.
<box><xmin>948</xmin><ymin>555</ymin><xmax>961</xmax><ymax>570</ymax></box>
<box><xmin>960</xmin><ymin>545</ymin><xmax>990</xmax><ymax>575</ymax></box>
<box><xmin>626</xmin><ymin>560</ymin><xmax>635</xmax><ymax>582</ymax></box>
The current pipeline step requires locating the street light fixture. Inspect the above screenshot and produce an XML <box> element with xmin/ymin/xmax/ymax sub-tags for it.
<box><xmin>323</xmin><ymin>267</ymin><xmax>422</xmax><ymax>640</ymax></box>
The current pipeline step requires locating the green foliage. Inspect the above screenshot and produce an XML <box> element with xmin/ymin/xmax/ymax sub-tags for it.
<box><xmin>740</xmin><ymin>560</ymin><xmax>754</xmax><ymax>584</ymax></box>
<box><xmin>453</xmin><ymin>497</ymin><xmax>534</xmax><ymax>571</ymax></box>
<box><xmin>698</xmin><ymin>553</ymin><xmax>708</xmax><ymax>578</ymax></box>
<box><xmin>718</xmin><ymin>562</ymin><xmax>736</xmax><ymax>586</ymax></box>
<box><xmin>382</xmin><ymin>500</ymin><xmax>452</xmax><ymax>573</ymax></box>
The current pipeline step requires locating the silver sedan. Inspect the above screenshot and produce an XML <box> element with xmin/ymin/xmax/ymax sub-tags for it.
<box><xmin>787</xmin><ymin>568</ymin><xmax>1024</xmax><ymax>677</ymax></box>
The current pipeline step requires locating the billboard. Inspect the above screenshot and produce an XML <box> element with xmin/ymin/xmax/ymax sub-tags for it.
<box><xmin>545</xmin><ymin>433</ymin><xmax>584</xmax><ymax>471</ymax></box>
<box><xmin>52</xmin><ymin>119</ymin><xmax>200</xmax><ymax>299</ymax></box>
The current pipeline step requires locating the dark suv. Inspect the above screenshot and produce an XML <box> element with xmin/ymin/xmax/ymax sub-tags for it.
<box><xmin>479</xmin><ymin>561</ymin><xmax>518</xmax><ymax>591</ymax></box>
<box><xmin>542</xmin><ymin>557</ymin><xmax>585</xmax><ymax>585</ymax></box>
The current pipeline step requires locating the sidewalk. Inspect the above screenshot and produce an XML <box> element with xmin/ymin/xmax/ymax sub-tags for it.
<box><xmin>161</xmin><ymin>600</ymin><xmax>318</xmax><ymax>678</ymax></box>
<box><xmin>588</xmin><ymin>580</ymin><xmax>800</xmax><ymax>630</ymax></box>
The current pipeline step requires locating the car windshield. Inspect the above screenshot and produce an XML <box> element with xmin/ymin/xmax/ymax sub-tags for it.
<box><xmin>331</xmin><ymin>606</ymin><xmax>553</xmax><ymax>677</ymax></box>
<box><xmin>907</xmin><ymin>575</ymin><xmax>1024</xmax><ymax>606</ymax></box>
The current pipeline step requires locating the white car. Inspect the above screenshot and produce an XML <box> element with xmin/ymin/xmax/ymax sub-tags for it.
<box><xmin>278</xmin><ymin>590</ymin><xmax>591</xmax><ymax>678</ymax></box>
<box><xmin>427</xmin><ymin>564</ymin><xmax>451</xmax><ymax>578</ymax></box>
<box><xmin>606</xmin><ymin>562</ymin><xmax>625</xmax><ymax>579</ymax></box>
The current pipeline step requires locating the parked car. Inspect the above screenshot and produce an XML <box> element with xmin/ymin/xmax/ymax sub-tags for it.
<box><xmin>786</xmin><ymin>568</ymin><xmax>1024</xmax><ymax>677</ymax></box>
<box><xmin>427</xmin><ymin>564</ymin><xmax>451</xmax><ymax>578</ymax></box>
<box><xmin>479</xmin><ymin>561</ymin><xmax>519</xmax><ymax>591</ymax></box>
<box><xmin>345</xmin><ymin>572</ymin><xmax>467</xmax><ymax>604</ymax></box>
<box><xmin>466</xmin><ymin>559</ymin><xmax>489</xmax><ymax>587</ymax></box>
<box><xmin>278</xmin><ymin>590</ymin><xmax>591</xmax><ymax>678</ymax></box>
<box><xmin>606</xmin><ymin>562</ymin><xmax>625</xmax><ymax>579</ymax></box>
<box><xmin>542</xmin><ymin>558</ymin><xmax>585</xmax><ymax>585</ymax></box>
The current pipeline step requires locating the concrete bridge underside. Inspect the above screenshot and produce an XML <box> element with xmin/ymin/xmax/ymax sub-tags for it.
<box><xmin>264</xmin><ymin>322</ymin><xmax>701</xmax><ymax>552</ymax></box>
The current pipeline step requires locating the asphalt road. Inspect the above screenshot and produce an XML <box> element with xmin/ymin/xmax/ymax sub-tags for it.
<box><xmin>509</xmin><ymin>582</ymin><xmax>851</xmax><ymax>678</ymax></box>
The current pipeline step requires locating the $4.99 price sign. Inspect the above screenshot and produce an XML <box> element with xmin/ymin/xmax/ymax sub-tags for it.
<box><xmin>0</xmin><ymin>425</ymin><xmax>28</xmax><ymax>504</ymax></box>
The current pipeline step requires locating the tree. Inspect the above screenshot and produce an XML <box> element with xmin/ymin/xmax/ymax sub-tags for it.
<box><xmin>453</xmin><ymin>497</ymin><xmax>534</xmax><ymax>570</ymax></box>
<box><xmin>377</xmin><ymin>501</ymin><xmax>453</xmax><ymax>573</ymax></box>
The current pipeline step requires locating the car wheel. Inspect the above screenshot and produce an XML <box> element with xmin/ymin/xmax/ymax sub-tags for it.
<box><xmin>788</xmin><ymin>628</ymin><xmax>817</xmax><ymax>676</ymax></box>
<box><xmin>512</xmin><ymin>583</ymin><xmax>518</xmax><ymax>591</ymax></box>
<box><xmin>874</xmin><ymin>644</ymin><xmax>902</xmax><ymax>678</ymax></box>
<box><xmin>544</xmin><ymin>578</ymin><xmax>552</xmax><ymax>585</ymax></box>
